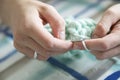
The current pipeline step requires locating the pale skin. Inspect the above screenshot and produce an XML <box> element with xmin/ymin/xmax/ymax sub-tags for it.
<box><xmin>0</xmin><ymin>0</ymin><xmax>73</xmax><ymax>60</ymax></box>
<box><xmin>90</xmin><ymin>4</ymin><xmax>120</xmax><ymax>59</ymax></box>
<box><xmin>0</xmin><ymin>0</ymin><xmax>120</xmax><ymax>60</ymax></box>
<box><xmin>74</xmin><ymin>4</ymin><xmax>120</xmax><ymax>59</ymax></box>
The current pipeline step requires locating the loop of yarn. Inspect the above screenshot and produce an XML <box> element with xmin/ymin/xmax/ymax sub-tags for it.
<box><xmin>65</xmin><ymin>17</ymin><xmax>96</xmax><ymax>41</ymax></box>
<box><xmin>45</xmin><ymin>17</ymin><xmax>96</xmax><ymax>58</ymax></box>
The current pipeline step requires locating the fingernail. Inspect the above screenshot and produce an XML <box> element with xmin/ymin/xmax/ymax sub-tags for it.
<box><xmin>72</xmin><ymin>41</ymin><xmax>84</xmax><ymax>50</ymax></box>
<box><xmin>59</xmin><ymin>31</ymin><xmax>65</xmax><ymax>40</ymax></box>
<box><xmin>92</xmin><ymin>34</ymin><xmax>99</xmax><ymax>38</ymax></box>
<box><xmin>72</xmin><ymin>42</ymin><xmax>78</xmax><ymax>49</ymax></box>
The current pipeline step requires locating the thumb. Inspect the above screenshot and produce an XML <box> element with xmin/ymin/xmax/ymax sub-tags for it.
<box><xmin>39</xmin><ymin>4</ymin><xmax>65</xmax><ymax>39</ymax></box>
<box><xmin>92</xmin><ymin>5</ymin><xmax>120</xmax><ymax>38</ymax></box>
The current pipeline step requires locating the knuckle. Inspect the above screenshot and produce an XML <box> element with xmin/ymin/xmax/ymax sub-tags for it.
<box><xmin>22</xmin><ymin>17</ymin><xmax>31</xmax><ymax>29</ymax></box>
<box><xmin>13</xmin><ymin>42</ymin><xmax>23</xmax><ymax>53</ymax></box>
<box><xmin>13</xmin><ymin>33</ymin><xmax>26</xmax><ymax>44</ymax></box>
<box><xmin>44</xmin><ymin>40</ymin><xmax>55</xmax><ymax>50</ymax></box>
<box><xmin>23</xmin><ymin>24</ymin><xmax>32</xmax><ymax>33</ymax></box>
<box><xmin>13</xmin><ymin>34</ymin><xmax>21</xmax><ymax>42</ymax></box>
<box><xmin>96</xmin><ymin>56</ymin><xmax>105</xmax><ymax>60</ymax></box>
<box><xmin>96</xmin><ymin>54</ymin><xmax>106</xmax><ymax>60</ymax></box>
<box><xmin>97</xmin><ymin>23</ymin><xmax>107</xmax><ymax>35</ymax></box>
<box><xmin>105</xmin><ymin>9</ymin><xmax>117</xmax><ymax>21</ymax></box>
<box><xmin>38</xmin><ymin>56</ymin><xmax>49</xmax><ymax>61</ymax></box>
<box><xmin>45</xmin><ymin>43</ymin><xmax>54</xmax><ymax>50</ymax></box>
<box><xmin>55</xmin><ymin>19</ymin><xmax>65</xmax><ymax>28</ymax></box>
<box><xmin>47</xmin><ymin>5</ymin><xmax>55</xmax><ymax>10</ymax></box>
<box><xmin>41</xmin><ymin>4</ymin><xmax>54</xmax><ymax>11</ymax></box>
<box><xmin>106</xmin><ymin>9</ymin><xmax>116</xmax><ymax>16</ymax></box>
<box><xmin>14</xmin><ymin>42</ymin><xmax>19</xmax><ymax>49</ymax></box>
<box><xmin>21</xmin><ymin>19</ymin><xmax>34</xmax><ymax>33</ymax></box>
<box><xmin>99</xmin><ymin>39</ymin><xmax>110</xmax><ymax>51</ymax></box>
<box><xmin>36</xmin><ymin>49</ymin><xmax>41</xmax><ymax>53</ymax></box>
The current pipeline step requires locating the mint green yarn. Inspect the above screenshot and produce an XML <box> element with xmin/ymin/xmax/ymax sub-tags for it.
<box><xmin>45</xmin><ymin>17</ymin><xmax>96</xmax><ymax>59</ymax></box>
<box><xmin>65</xmin><ymin>17</ymin><xmax>96</xmax><ymax>41</ymax></box>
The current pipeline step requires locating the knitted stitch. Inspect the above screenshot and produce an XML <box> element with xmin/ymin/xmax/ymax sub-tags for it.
<box><xmin>45</xmin><ymin>17</ymin><xmax>96</xmax><ymax>58</ymax></box>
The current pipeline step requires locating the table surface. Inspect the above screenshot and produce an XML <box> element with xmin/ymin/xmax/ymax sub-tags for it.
<box><xmin>0</xmin><ymin>0</ymin><xmax>120</xmax><ymax>80</ymax></box>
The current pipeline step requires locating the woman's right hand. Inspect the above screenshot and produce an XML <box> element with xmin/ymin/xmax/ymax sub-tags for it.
<box><xmin>0</xmin><ymin>0</ymin><xmax>73</xmax><ymax>60</ymax></box>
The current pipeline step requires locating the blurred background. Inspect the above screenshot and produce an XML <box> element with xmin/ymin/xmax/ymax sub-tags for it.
<box><xmin>0</xmin><ymin>0</ymin><xmax>120</xmax><ymax>80</ymax></box>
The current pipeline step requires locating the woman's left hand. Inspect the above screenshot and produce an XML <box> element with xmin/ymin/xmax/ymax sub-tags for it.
<box><xmin>73</xmin><ymin>4</ymin><xmax>120</xmax><ymax>59</ymax></box>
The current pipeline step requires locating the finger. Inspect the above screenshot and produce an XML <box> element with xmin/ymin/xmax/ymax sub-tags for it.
<box><xmin>14</xmin><ymin>42</ymin><xmax>34</xmax><ymax>58</ymax></box>
<box><xmin>91</xmin><ymin>45</ymin><xmax>120</xmax><ymax>60</ymax></box>
<box><xmin>25</xmin><ymin>10</ymin><xmax>72</xmax><ymax>52</ymax></box>
<box><xmin>24</xmin><ymin>37</ymin><xmax>71</xmax><ymax>56</ymax></box>
<box><xmin>37</xmin><ymin>54</ymin><xmax>50</xmax><ymax>60</ymax></box>
<box><xmin>88</xmin><ymin>32</ymin><xmax>120</xmax><ymax>51</ymax></box>
<box><xmin>15</xmin><ymin>43</ymin><xmax>49</xmax><ymax>60</ymax></box>
<box><xmin>73</xmin><ymin>32</ymin><xmax>120</xmax><ymax>51</ymax></box>
<box><xmin>29</xmin><ymin>39</ymin><xmax>72</xmax><ymax>57</ymax></box>
<box><xmin>28</xmin><ymin>19</ymin><xmax>72</xmax><ymax>52</ymax></box>
<box><xmin>23</xmin><ymin>37</ymin><xmax>50</xmax><ymax>56</ymax></box>
<box><xmin>48</xmin><ymin>38</ymin><xmax>73</xmax><ymax>52</ymax></box>
<box><xmin>111</xmin><ymin>21</ymin><xmax>120</xmax><ymax>33</ymax></box>
<box><xmin>39</xmin><ymin>4</ymin><xmax>65</xmax><ymax>39</ymax></box>
<box><xmin>92</xmin><ymin>6</ymin><xmax>120</xmax><ymax>38</ymax></box>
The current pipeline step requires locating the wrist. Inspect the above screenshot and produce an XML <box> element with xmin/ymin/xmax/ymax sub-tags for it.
<box><xmin>0</xmin><ymin>0</ymin><xmax>18</xmax><ymax>25</ymax></box>
<box><xmin>0</xmin><ymin>0</ymin><xmax>4</xmax><ymax>24</ymax></box>
<box><xmin>0</xmin><ymin>0</ymin><xmax>12</xmax><ymax>24</ymax></box>
<box><xmin>0</xmin><ymin>0</ymin><xmax>30</xmax><ymax>25</ymax></box>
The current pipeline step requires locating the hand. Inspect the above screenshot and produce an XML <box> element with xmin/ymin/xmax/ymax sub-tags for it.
<box><xmin>73</xmin><ymin>4</ymin><xmax>120</xmax><ymax>59</ymax></box>
<box><xmin>0</xmin><ymin>0</ymin><xmax>72</xmax><ymax>60</ymax></box>
<box><xmin>91</xmin><ymin>4</ymin><xmax>120</xmax><ymax>59</ymax></box>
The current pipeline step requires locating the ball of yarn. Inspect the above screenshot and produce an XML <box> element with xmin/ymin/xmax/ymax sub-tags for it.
<box><xmin>45</xmin><ymin>17</ymin><xmax>96</xmax><ymax>59</ymax></box>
